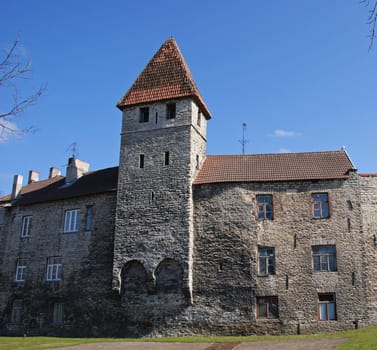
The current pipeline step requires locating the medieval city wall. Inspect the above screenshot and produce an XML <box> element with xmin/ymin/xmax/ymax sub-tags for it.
<box><xmin>189</xmin><ymin>174</ymin><xmax>367</xmax><ymax>335</ymax></box>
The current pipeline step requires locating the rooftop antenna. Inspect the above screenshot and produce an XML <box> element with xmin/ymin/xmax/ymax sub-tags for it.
<box><xmin>238</xmin><ymin>123</ymin><xmax>249</xmax><ymax>155</ymax></box>
<box><xmin>66</xmin><ymin>142</ymin><xmax>79</xmax><ymax>158</ymax></box>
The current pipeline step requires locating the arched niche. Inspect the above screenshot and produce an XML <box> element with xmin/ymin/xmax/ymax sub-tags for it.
<box><xmin>120</xmin><ymin>260</ymin><xmax>148</xmax><ymax>297</ymax></box>
<box><xmin>155</xmin><ymin>258</ymin><xmax>183</xmax><ymax>294</ymax></box>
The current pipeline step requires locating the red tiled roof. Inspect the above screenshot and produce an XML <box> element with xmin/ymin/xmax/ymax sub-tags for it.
<box><xmin>194</xmin><ymin>151</ymin><xmax>355</xmax><ymax>185</ymax></box>
<box><xmin>0</xmin><ymin>167</ymin><xmax>118</xmax><ymax>206</ymax></box>
<box><xmin>359</xmin><ymin>174</ymin><xmax>377</xmax><ymax>177</ymax></box>
<box><xmin>117</xmin><ymin>37</ymin><xmax>211</xmax><ymax>119</ymax></box>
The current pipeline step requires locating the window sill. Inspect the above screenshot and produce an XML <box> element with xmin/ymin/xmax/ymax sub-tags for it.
<box><xmin>257</xmin><ymin>274</ymin><xmax>276</xmax><ymax>278</ymax></box>
<box><xmin>256</xmin><ymin>318</ymin><xmax>280</xmax><ymax>322</ymax></box>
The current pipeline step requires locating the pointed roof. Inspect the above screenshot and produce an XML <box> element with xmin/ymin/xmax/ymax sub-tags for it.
<box><xmin>194</xmin><ymin>150</ymin><xmax>356</xmax><ymax>185</ymax></box>
<box><xmin>117</xmin><ymin>37</ymin><xmax>211</xmax><ymax>119</ymax></box>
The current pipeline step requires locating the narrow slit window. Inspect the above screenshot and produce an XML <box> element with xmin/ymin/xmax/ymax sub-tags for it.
<box><xmin>86</xmin><ymin>205</ymin><xmax>94</xmax><ymax>231</ymax></box>
<box><xmin>165</xmin><ymin>151</ymin><xmax>170</xmax><ymax>166</ymax></box>
<box><xmin>197</xmin><ymin>110</ymin><xmax>201</xmax><ymax>127</ymax></box>
<box><xmin>139</xmin><ymin>154</ymin><xmax>145</xmax><ymax>169</ymax></box>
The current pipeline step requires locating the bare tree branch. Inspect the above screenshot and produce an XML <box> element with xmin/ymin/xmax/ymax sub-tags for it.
<box><xmin>0</xmin><ymin>37</ymin><xmax>45</xmax><ymax>142</ymax></box>
<box><xmin>361</xmin><ymin>0</ymin><xmax>377</xmax><ymax>50</ymax></box>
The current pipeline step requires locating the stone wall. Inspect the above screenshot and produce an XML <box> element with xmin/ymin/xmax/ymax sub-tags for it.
<box><xmin>0</xmin><ymin>192</ymin><xmax>117</xmax><ymax>336</ymax></box>
<box><xmin>112</xmin><ymin>98</ymin><xmax>207</xmax><ymax>333</ymax></box>
<box><xmin>190</xmin><ymin>174</ymin><xmax>367</xmax><ymax>335</ymax></box>
<box><xmin>359</xmin><ymin>175</ymin><xmax>377</xmax><ymax>325</ymax></box>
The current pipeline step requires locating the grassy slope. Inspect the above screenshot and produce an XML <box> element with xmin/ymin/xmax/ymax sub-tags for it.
<box><xmin>0</xmin><ymin>326</ymin><xmax>376</xmax><ymax>350</ymax></box>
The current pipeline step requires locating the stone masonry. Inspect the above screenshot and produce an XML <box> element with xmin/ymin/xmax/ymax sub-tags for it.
<box><xmin>1</xmin><ymin>37</ymin><xmax>377</xmax><ymax>337</ymax></box>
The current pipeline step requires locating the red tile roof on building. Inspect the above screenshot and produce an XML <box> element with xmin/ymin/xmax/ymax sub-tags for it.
<box><xmin>193</xmin><ymin>151</ymin><xmax>356</xmax><ymax>185</ymax></box>
<box><xmin>117</xmin><ymin>37</ymin><xmax>211</xmax><ymax>119</ymax></box>
<box><xmin>0</xmin><ymin>166</ymin><xmax>118</xmax><ymax>206</ymax></box>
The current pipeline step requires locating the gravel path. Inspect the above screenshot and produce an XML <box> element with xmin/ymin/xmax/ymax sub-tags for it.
<box><xmin>50</xmin><ymin>338</ymin><xmax>346</xmax><ymax>350</ymax></box>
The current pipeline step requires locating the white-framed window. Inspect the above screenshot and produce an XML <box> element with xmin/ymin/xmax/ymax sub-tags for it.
<box><xmin>20</xmin><ymin>216</ymin><xmax>32</xmax><ymax>237</ymax></box>
<box><xmin>64</xmin><ymin>209</ymin><xmax>80</xmax><ymax>233</ymax></box>
<box><xmin>11</xmin><ymin>299</ymin><xmax>23</xmax><ymax>324</ymax></box>
<box><xmin>53</xmin><ymin>303</ymin><xmax>64</xmax><ymax>325</ymax></box>
<box><xmin>46</xmin><ymin>257</ymin><xmax>62</xmax><ymax>281</ymax></box>
<box><xmin>15</xmin><ymin>259</ymin><xmax>27</xmax><ymax>282</ymax></box>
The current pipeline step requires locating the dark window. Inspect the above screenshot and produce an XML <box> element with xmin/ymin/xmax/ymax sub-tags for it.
<box><xmin>257</xmin><ymin>195</ymin><xmax>273</xmax><ymax>220</ymax></box>
<box><xmin>312</xmin><ymin>245</ymin><xmax>337</xmax><ymax>272</ymax></box>
<box><xmin>312</xmin><ymin>193</ymin><xmax>329</xmax><ymax>219</ymax></box>
<box><xmin>318</xmin><ymin>293</ymin><xmax>337</xmax><ymax>320</ymax></box>
<box><xmin>140</xmin><ymin>107</ymin><xmax>149</xmax><ymax>123</ymax></box>
<box><xmin>196</xmin><ymin>154</ymin><xmax>200</xmax><ymax>170</ymax></box>
<box><xmin>11</xmin><ymin>299</ymin><xmax>23</xmax><ymax>324</ymax></box>
<box><xmin>258</xmin><ymin>247</ymin><xmax>275</xmax><ymax>275</ymax></box>
<box><xmin>257</xmin><ymin>296</ymin><xmax>279</xmax><ymax>319</ymax></box>
<box><xmin>197</xmin><ymin>110</ymin><xmax>201</xmax><ymax>127</ymax></box>
<box><xmin>53</xmin><ymin>303</ymin><xmax>64</xmax><ymax>326</ymax></box>
<box><xmin>166</xmin><ymin>103</ymin><xmax>176</xmax><ymax>119</ymax></box>
<box><xmin>86</xmin><ymin>205</ymin><xmax>94</xmax><ymax>231</ymax></box>
<box><xmin>164</xmin><ymin>151</ymin><xmax>170</xmax><ymax>166</ymax></box>
<box><xmin>139</xmin><ymin>154</ymin><xmax>144</xmax><ymax>168</ymax></box>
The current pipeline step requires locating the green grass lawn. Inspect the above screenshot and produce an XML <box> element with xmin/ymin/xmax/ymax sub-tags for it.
<box><xmin>0</xmin><ymin>326</ymin><xmax>376</xmax><ymax>350</ymax></box>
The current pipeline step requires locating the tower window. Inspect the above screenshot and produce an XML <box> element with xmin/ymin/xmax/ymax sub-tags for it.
<box><xmin>196</xmin><ymin>154</ymin><xmax>200</xmax><ymax>170</ymax></box>
<box><xmin>166</xmin><ymin>103</ymin><xmax>176</xmax><ymax>119</ymax></box>
<box><xmin>197</xmin><ymin>110</ymin><xmax>202</xmax><ymax>127</ymax></box>
<box><xmin>164</xmin><ymin>151</ymin><xmax>170</xmax><ymax>165</ymax></box>
<box><xmin>139</xmin><ymin>154</ymin><xmax>145</xmax><ymax>168</ymax></box>
<box><xmin>139</xmin><ymin>107</ymin><xmax>149</xmax><ymax>123</ymax></box>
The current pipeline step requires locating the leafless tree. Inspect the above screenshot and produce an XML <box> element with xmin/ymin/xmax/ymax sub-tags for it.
<box><xmin>361</xmin><ymin>0</ymin><xmax>377</xmax><ymax>49</ymax></box>
<box><xmin>0</xmin><ymin>37</ymin><xmax>45</xmax><ymax>141</ymax></box>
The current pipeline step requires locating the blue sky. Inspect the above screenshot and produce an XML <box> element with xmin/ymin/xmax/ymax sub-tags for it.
<box><xmin>1</xmin><ymin>0</ymin><xmax>376</xmax><ymax>195</ymax></box>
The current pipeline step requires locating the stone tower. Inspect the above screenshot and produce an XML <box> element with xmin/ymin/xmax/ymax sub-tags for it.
<box><xmin>113</xmin><ymin>38</ymin><xmax>211</xmax><ymax>308</ymax></box>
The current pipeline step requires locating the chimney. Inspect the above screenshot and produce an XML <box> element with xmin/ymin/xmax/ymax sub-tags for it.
<box><xmin>11</xmin><ymin>174</ymin><xmax>23</xmax><ymax>199</ymax></box>
<box><xmin>49</xmin><ymin>167</ymin><xmax>61</xmax><ymax>178</ymax></box>
<box><xmin>66</xmin><ymin>157</ymin><xmax>89</xmax><ymax>182</ymax></box>
<box><xmin>28</xmin><ymin>170</ymin><xmax>40</xmax><ymax>184</ymax></box>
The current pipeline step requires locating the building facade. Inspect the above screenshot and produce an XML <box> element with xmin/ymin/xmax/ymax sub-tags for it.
<box><xmin>1</xmin><ymin>38</ymin><xmax>377</xmax><ymax>336</ymax></box>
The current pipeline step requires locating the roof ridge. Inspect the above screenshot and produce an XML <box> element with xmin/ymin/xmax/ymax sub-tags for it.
<box><xmin>206</xmin><ymin>150</ymin><xmax>348</xmax><ymax>157</ymax></box>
